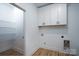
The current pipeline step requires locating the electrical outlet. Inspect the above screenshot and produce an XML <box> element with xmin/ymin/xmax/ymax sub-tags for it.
<box><xmin>44</xmin><ymin>42</ymin><xmax>46</xmax><ymax>45</ymax></box>
<box><xmin>41</xmin><ymin>33</ymin><xmax>44</xmax><ymax>36</ymax></box>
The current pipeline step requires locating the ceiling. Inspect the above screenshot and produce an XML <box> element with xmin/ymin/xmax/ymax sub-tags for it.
<box><xmin>34</xmin><ymin>3</ymin><xmax>51</xmax><ymax>8</ymax></box>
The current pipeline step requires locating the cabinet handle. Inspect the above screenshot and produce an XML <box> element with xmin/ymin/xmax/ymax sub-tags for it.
<box><xmin>56</xmin><ymin>21</ymin><xmax>60</xmax><ymax>24</ymax></box>
<box><xmin>42</xmin><ymin>22</ymin><xmax>45</xmax><ymax>25</ymax></box>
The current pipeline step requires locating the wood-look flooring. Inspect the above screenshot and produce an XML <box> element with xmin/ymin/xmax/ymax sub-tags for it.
<box><xmin>33</xmin><ymin>48</ymin><xmax>72</xmax><ymax>56</ymax></box>
<box><xmin>0</xmin><ymin>48</ymin><xmax>73</xmax><ymax>56</ymax></box>
<box><xmin>0</xmin><ymin>49</ymin><xmax>24</xmax><ymax>56</ymax></box>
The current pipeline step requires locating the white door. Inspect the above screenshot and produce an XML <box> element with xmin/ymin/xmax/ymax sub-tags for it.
<box><xmin>14</xmin><ymin>6</ymin><xmax>25</xmax><ymax>52</ymax></box>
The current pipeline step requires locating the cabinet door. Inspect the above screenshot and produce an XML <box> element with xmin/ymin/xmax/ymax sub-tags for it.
<box><xmin>50</xmin><ymin>4</ymin><xmax>58</xmax><ymax>25</ymax></box>
<box><xmin>38</xmin><ymin>8</ymin><xmax>45</xmax><ymax>26</ymax></box>
<box><xmin>57</xmin><ymin>4</ymin><xmax>67</xmax><ymax>25</ymax></box>
<box><xmin>38</xmin><ymin>5</ymin><xmax>51</xmax><ymax>26</ymax></box>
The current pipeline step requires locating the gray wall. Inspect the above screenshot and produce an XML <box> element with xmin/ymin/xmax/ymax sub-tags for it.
<box><xmin>0</xmin><ymin>4</ymin><xmax>24</xmax><ymax>52</ymax></box>
<box><xmin>0</xmin><ymin>4</ymin><xmax>16</xmax><ymax>52</ymax></box>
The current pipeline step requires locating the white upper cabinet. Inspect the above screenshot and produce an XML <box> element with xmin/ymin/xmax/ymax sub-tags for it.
<box><xmin>38</xmin><ymin>5</ymin><xmax>51</xmax><ymax>26</ymax></box>
<box><xmin>38</xmin><ymin>3</ymin><xmax>67</xmax><ymax>26</ymax></box>
<box><xmin>50</xmin><ymin>4</ymin><xmax>58</xmax><ymax>25</ymax></box>
<box><xmin>57</xmin><ymin>4</ymin><xmax>67</xmax><ymax>25</ymax></box>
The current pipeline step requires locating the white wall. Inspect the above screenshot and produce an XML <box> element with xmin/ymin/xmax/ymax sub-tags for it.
<box><xmin>68</xmin><ymin>4</ymin><xmax>79</xmax><ymax>55</ymax></box>
<box><xmin>39</xmin><ymin>26</ymin><xmax>68</xmax><ymax>52</ymax></box>
<box><xmin>38</xmin><ymin>3</ymin><xmax>79</xmax><ymax>55</ymax></box>
<box><xmin>15</xmin><ymin>3</ymin><xmax>40</xmax><ymax>56</ymax></box>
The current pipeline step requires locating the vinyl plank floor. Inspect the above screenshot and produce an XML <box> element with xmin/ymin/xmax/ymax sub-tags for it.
<box><xmin>0</xmin><ymin>49</ymin><xmax>24</xmax><ymax>56</ymax></box>
<box><xmin>33</xmin><ymin>48</ymin><xmax>73</xmax><ymax>56</ymax></box>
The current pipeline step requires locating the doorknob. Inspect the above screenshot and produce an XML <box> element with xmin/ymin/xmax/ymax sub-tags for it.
<box><xmin>22</xmin><ymin>36</ymin><xmax>24</xmax><ymax>39</ymax></box>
